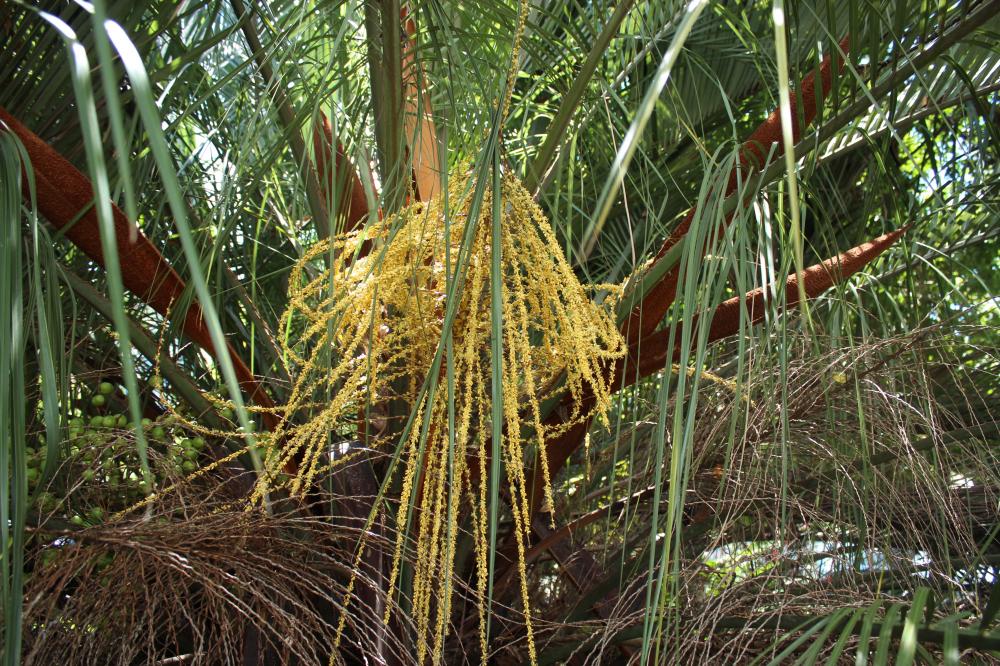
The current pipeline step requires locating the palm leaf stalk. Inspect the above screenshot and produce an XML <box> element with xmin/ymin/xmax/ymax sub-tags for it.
<box><xmin>0</xmin><ymin>106</ymin><xmax>279</xmax><ymax>431</ymax></box>
<box><xmin>512</xmin><ymin>32</ymin><xmax>893</xmax><ymax>525</ymax></box>
<box><xmin>533</xmin><ymin>226</ymin><xmax>909</xmax><ymax>507</ymax></box>
<box><xmin>620</xmin><ymin>35</ymin><xmax>852</xmax><ymax>346</ymax></box>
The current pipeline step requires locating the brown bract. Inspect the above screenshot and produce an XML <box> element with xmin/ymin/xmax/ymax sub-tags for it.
<box><xmin>312</xmin><ymin>112</ymin><xmax>369</xmax><ymax>232</ymax></box>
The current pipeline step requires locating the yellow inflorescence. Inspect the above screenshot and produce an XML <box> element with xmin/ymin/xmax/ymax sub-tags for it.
<box><xmin>242</xmin><ymin>167</ymin><xmax>621</xmax><ymax>663</ymax></box>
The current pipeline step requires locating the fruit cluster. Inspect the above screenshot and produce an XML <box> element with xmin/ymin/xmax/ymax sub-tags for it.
<box><xmin>29</xmin><ymin>380</ymin><xmax>212</xmax><ymax>528</ymax></box>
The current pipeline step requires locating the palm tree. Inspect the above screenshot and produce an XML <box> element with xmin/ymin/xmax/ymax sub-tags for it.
<box><xmin>1</xmin><ymin>0</ymin><xmax>998</xmax><ymax>663</ymax></box>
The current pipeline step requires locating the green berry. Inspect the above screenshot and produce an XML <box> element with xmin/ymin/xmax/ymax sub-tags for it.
<box><xmin>151</xmin><ymin>426</ymin><xmax>166</xmax><ymax>440</ymax></box>
<box><xmin>90</xmin><ymin>415</ymin><xmax>103</xmax><ymax>427</ymax></box>
<box><xmin>36</xmin><ymin>492</ymin><xmax>57</xmax><ymax>511</ymax></box>
<box><xmin>70</xmin><ymin>514</ymin><xmax>85</xmax><ymax>526</ymax></box>
<box><xmin>181</xmin><ymin>460</ymin><xmax>197</xmax><ymax>473</ymax></box>
<box><xmin>220</xmin><ymin>407</ymin><xmax>234</xmax><ymax>420</ymax></box>
<box><xmin>99</xmin><ymin>381</ymin><xmax>114</xmax><ymax>395</ymax></box>
<box><xmin>82</xmin><ymin>469</ymin><xmax>96</xmax><ymax>482</ymax></box>
<box><xmin>25</xmin><ymin>467</ymin><xmax>39</xmax><ymax>483</ymax></box>
<box><xmin>141</xmin><ymin>418</ymin><xmax>152</xmax><ymax>428</ymax></box>
<box><xmin>88</xmin><ymin>507</ymin><xmax>104</xmax><ymax>522</ymax></box>
<box><xmin>190</xmin><ymin>437</ymin><xmax>205</xmax><ymax>451</ymax></box>
<box><xmin>102</xmin><ymin>415</ymin><xmax>115</xmax><ymax>428</ymax></box>
<box><xmin>116</xmin><ymin>415</ymin><xmax>128</xmax><ymax>428</ymax></box>
<box><xmin>91</xmin><ymin>394</ymin><xmax>106</xmax><ymax>408</ymax></box>
<box><xmin>183</xmin><ymin>448</ymin><xmax>199</xmax><ymax>461</ymax></box>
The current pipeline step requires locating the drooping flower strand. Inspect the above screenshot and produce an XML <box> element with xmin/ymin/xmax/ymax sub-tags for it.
<box><xmin>268</xmin><ymin>169</ymin><xmax>623</xmax><ymax>663</ymax></box>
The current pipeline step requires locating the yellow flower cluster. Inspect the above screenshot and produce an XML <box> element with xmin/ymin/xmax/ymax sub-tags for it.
<box><xmin>256</xmin><ymin>167</ymin><xmax>624</xmax><ymax>662</ymax></box>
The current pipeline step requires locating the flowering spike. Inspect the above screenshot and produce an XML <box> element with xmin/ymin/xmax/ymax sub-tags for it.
<box><xmin>279</xmin><ymin>169</ymin><xmax>623</xmax><ymax>661</ymax></box>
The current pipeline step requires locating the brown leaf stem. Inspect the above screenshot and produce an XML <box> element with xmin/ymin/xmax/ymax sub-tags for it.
<box><xmin>622</xmin><ymin>36</ymin><xmax>851</xmax><ymax>345</ymax></box>
<box><xmin>0</xmin><ymin>106</ymin><xmax>278</xmax><ymax>431</ymax></box>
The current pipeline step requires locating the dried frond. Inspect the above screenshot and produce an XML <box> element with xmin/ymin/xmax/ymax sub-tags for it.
<box><xmin>22</xmin><ymin>477</ymin><xmax>407</xmax><ymax>666</ymax></box>
<box><xmin>537</xmin><ymin>326</ymin><xmax>999</xmax><ymax>662</ymax></box>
